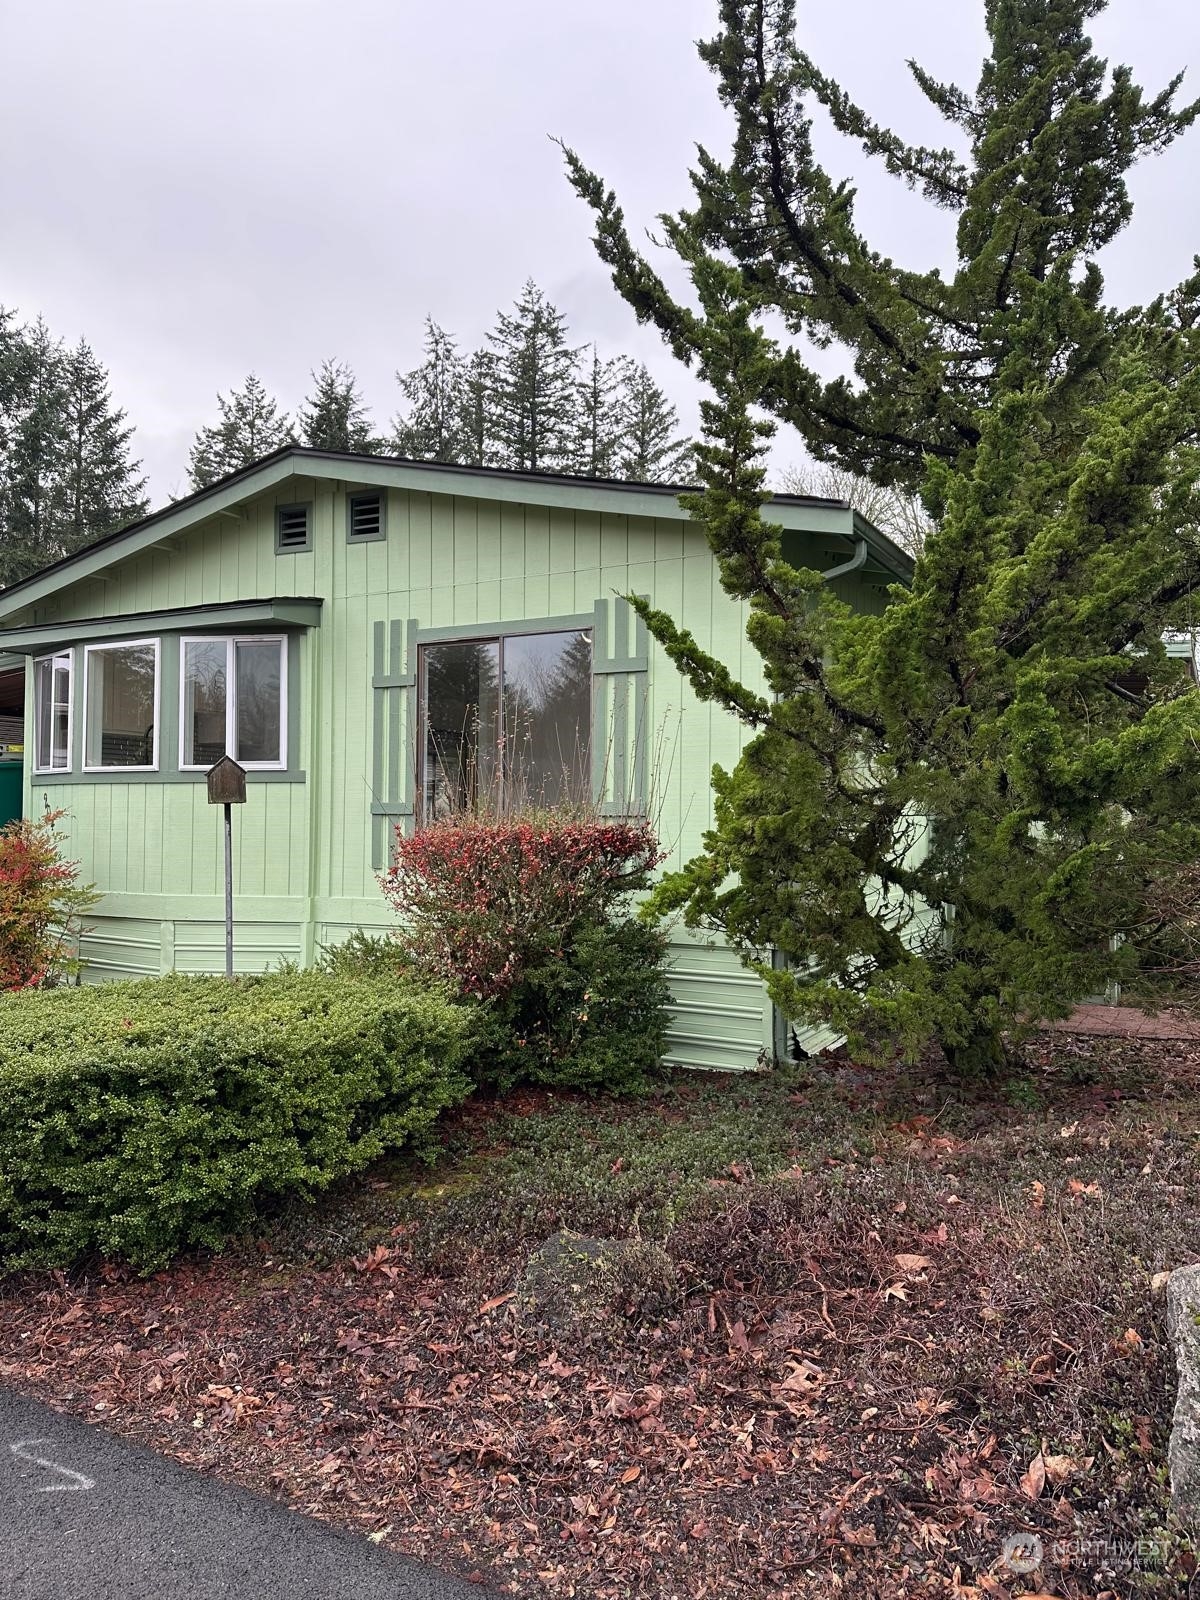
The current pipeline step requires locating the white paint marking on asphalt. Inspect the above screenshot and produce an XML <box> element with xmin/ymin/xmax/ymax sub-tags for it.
<box><xmin>10</xmin><ymin>1439</ymin><xmax>96</xmax><ymax>1492</ymax></box>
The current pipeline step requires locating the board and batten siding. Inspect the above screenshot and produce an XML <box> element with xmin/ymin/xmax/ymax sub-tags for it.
<box><xmin>21</xmin><ymin>476</ymin><xmax>887</xmax><ymax>1071</ymax></box>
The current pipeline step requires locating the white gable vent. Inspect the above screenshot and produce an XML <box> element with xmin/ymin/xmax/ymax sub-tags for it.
<box><xmin>275</xmin><ymin>503</ymin><xmax>312</xmax><ymax>553</ymax></box>
<box><xmin>348</xmin><ymin>492</ymin><xmax>385</xmax><ymax>543</ymax></box>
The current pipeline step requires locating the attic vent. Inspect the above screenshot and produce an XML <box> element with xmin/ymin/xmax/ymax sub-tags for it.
<box><xmin>275</xmin><ymin>503</ymin><xmax>312</xmax><ymax>553</ymax></box>
<box><xmin>348</xmin><ymin>491</ymin><xmax>385</xmax><ymax>543</ymax></box>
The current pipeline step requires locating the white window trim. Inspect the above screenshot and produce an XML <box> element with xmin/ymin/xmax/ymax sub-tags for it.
<box><xmin>33</xmin><ymin>648</ymin><xmax>74</xmax><ymax>776</ymax></box>
<box><xmin>82</xmin><ymin>638</ymin><xmax>161</xmax><ymax>774</ymax></box>
<box><xmin>178</xmin><ymin>634</ymin><xmax>288</xmax><ymax>772</ymax></box>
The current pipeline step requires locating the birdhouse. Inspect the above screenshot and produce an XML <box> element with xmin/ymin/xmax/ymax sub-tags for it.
<box><xmin>206</xmin><ymin>755</ymin><xmax>247</xmax><ymax>805</ymax></box>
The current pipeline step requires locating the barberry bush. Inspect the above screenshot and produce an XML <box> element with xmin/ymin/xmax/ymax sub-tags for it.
<box><xmin>378</xmin><ymin>813</ymin><xmax>672</xmax><ymax>1092</ymax></box>
<box><xmin>0</xmin><ymin>810</ymin><xmax>97</xmax><ymax>990</ymax></box>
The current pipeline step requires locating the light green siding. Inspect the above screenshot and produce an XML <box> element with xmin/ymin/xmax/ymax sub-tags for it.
<box><xmin>7</xmin><ymin>462</ymin><xmax>903</xmax><ymax>1072</ymax></box>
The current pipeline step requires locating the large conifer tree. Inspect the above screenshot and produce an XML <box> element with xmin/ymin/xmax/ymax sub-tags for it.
<box><xmin>614</xmin><ymin>362</ymin><xmax>693</xmax><ymax>483</ymax></box>
<box><xmin>454</xmin><ymin>349</ymin><xmax>496</xmax><ymax>468</ymax></box>
<box><xmin>188</xmin><ymin>374</ymin><xmax>292</xmax><ymax>489</ymax></box>
<box><xmin>487</xmin><ymin>281</ymin><xmax>581</xmax><ymax>473</ymax></box>
<box><xmin>58</xmin><ymin>339</ymin><xmax>148</xmax><ymax>552</ymax></box>
<box><xmin>572</xmin><ymin>346</ymin><xmax>625</xmax><ymax>477</ymax></box>
<box><xmin>298</xmin><ymin>359</ymin><xmax>377</xmax><ymax>453</ymax></box>
<box><xmin>391</xmin><ymin>320</ymin><xmax>468</xmax><ymax>463</ymax></box>
<box><xmin>1</xmin><ymin>317</ymin><xmax>69</xmax><ymax>583</ymax></box>
<box><xmin>564</xmin><ymin>0</ymin><xmax>1200</xmax><ymax>1071</ymax></box>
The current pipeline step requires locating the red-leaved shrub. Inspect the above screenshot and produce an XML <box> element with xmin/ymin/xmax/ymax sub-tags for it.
<box><xmin>0</xmin><ymin>811</ymin><xmax>97</xmax><ymax>991</ymax></box>
<box><xmin>378</xmin><ymin>813</ymin><xmax>670</xmax><ymax>1091</ymax></box>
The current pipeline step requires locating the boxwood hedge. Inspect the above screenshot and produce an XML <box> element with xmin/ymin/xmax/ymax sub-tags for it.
<box><xmin>0</xmin><ymin>971</ymin><xmax>476</xmax><ymax>1271</ymax></box>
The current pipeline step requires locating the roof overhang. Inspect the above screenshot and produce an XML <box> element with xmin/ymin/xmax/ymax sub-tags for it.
<box><xmin>0</xmin><ymin>447</ymin><xmax>914</xmax><ymax>622</ymax></box>
<box><xmin>0</xmin><ymin>597</ymin><xmax>322</xmax><ymax>655</ymax></box>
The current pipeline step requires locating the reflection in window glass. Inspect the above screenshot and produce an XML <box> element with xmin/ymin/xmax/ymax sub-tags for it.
<box><xmin>420</xmin><ymin>630</ymin><xmax>592</xmax><ymax>817</ymax></box>
<box><xmin>235</xmin><ymin>640</ymin><xmax>282</xmax><ymax>764</ymax></box>
<box><xmin>182</xmin><ymin>639</ymin><xmax>227</xmax><ymax>766</ymax></box>
<box><xmin>180</xmin><ymin>637</ymin><xmax>286</xmax><ymax>768</ymax></box>
<box><xmin>423</xmin><ymin>640</ymin><xmax>500</xmax><ymax>818</ymax></box>
<box><xmin>502</xmin><ymin>631</ymin><xmax>592</xmax><ymax>808</ymax></box>
<box><xmin>34</xmin><ymin>652</ymin><xmax>72</xmax><ymax>772</ymax></box>
<box><xmin>85</xmin><ymin>642</ymin><xmax>157</xmax><ymax>769</ymax></box>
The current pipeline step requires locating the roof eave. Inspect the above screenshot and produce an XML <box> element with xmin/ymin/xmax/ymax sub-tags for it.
<box><xmin>0</xmin><ymin>446</ymin><xmax>914</xmax><ymax>618</ymax></box>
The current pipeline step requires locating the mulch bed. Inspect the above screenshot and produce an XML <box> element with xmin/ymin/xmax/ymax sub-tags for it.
<box><xmin>4</xmin><ymin>1035</ymin><xmax>1200</xmax><ymax>1598</ymax></box>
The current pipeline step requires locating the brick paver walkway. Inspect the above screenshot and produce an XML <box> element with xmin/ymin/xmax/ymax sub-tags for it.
<box><xmin>1049</xmin><ymin>1003</ymin><xmax>1200</xmax><ymax>1040</ymax></box>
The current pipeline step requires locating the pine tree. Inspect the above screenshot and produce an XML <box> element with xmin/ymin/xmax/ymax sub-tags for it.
<box><xmin>298</xmin><ymin>359</ymin><xmax>377</xmax><ymax>453</ymax></box>
<box><xmin>391</xmin><ymin>320</ymin><xmax>466</xmax><ymax>462</ymax></box>
<box><xmin>188</xmin><ymin>374</ymin><xmax>292</xmax><ymax>490</ymax></box>
<box><xmin>454</xmin><ymin>350</ymin><xmax>496</xmax><ymax>468</ymax></box>
<box><xmin>487</xmin><ymin>281</ymin><xmax>581</xmax><ymax>473</ymax></box>
<box><xmin>572</xmin><ymin>346</ymin><xmax>625</xmax><ymax>477</ymax></box>
<box><xmin>0</xmin><ymin>308</ymin><xmax>28</xmax><ymax>569</ymax></box>
<box><xmin>58</xmin><ymin>339</ymin><xmax>148</xmax><ymax>552</ymax></box>
<box><xmin>614</xmin><ymin>362</ymin><xmax>693</xmax><ymax>482</ymax></box>
<box><xmin>1</xmin><ymin>316</ymin><xmax>69</xmax><ymax>583</ymax></box>
<box><xmin>564</xmin><ymin>0</ymin><xmax>1200</xmax><ymax>1073</ymax></box>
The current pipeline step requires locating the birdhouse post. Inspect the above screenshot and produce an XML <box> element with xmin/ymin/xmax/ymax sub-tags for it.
<box><xmin>206</xmin><ymin>756</ymin><xmax>247</xmax><ymax>977</ymax></box>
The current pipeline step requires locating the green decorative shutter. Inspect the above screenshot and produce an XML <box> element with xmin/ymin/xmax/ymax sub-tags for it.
<box><xmin>591</xmin><ymin>596</ymin><xmax>649</xmax><ymax>816</ymax></box>
<box><xmin>370</xmin><ymin>618</ymin><xmax>418</xmax><ymax>870</ymax></box>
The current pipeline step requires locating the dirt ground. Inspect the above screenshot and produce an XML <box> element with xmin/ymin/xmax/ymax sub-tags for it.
<box><xmin>4</xmin><ymin>1027</ymin><xmax>1200</xmax><ymax>1598</ymax></box>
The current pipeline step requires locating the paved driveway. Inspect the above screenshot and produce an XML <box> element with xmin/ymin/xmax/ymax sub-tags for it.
<box><xmin>0</xmin><ymin>1387</ymin><xmax>487</xmax><ymax>1600</ymax></box>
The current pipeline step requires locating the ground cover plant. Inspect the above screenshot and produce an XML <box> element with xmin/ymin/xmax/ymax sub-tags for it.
<box><xmin>3</xmin><ymin>1031</ymin><xmax>1199</xmax><ymax>1597</ymax></box>
<box><xmin>0</xmin><ymin>971</ymin><xmax>476</xmax><ymax>1271</ymax></box>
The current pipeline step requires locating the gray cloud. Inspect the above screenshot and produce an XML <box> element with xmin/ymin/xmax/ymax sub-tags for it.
<box><xmin>4</xmin><ymin>0</ymin><xmax>1197</xmax><ymax>500</ymax></box>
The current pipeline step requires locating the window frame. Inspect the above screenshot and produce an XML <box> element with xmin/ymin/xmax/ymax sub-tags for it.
<box><xmin>81</xmin><ymin>637</ymin><xmax>162</xmax><ymax>775</ymax></box>
<box><xmin>32</xmin><ymin>649</ymin><xmax>73</xmax><ymax>775</ymax></box>
<box><xmin>178</xmin><ymin>634</ymin><xmax>288</xmax><ymax>773</ymax></box>
<box><xmin>416</xmin><ymin>625</ymin><xmax>593</xmax><ymax>822</ymax></box>
<box><xmin>274</xmin><ymin>502</ymin><xmax>313</xmax><ymax>554</ymax></box>
<box><xmin>347</xmin><ymin>491</ymin><xmax>386</xmax><ymax>544</ymax></box>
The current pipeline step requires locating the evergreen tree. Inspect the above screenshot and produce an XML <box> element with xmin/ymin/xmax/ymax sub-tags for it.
<box><xmin>298</xmin><ymin>359</ymin><xmax>376</xmax><ymax>453</ymax></box>
<box><xmin>58</xmin><ymin>339</ymin><xmax>148</xmax><ymax>552</ymax></box>
<box><xmin>487</xmin><ymin>281</ymin><xmax>581</xmax><ymax>473</ymax></box>
<box><xmin>454</xmin><ymin>349</ymin><xmax>496</xmax><ymax>468</ymax></box>
<box><xmin>614</xmin><ymin>362</ymin><xmax>693</xmax><ymax>482</ymax></box>
<box><xmin>188</xmin><ymin>374</ymin><xmax>292</xmax><ymax>490</ymax></box>
<box><xmin>1</xmin><ymin>316</ymin><xmax>69</xmax><ymax>583</ymax></box>
<box><xmin>564</xmin><ymin>0</ymin><xmax>1200</xmax><ymax>1073</ymax></box>
<box><xmin>0</xmin><ymin>308</ymin><xmax>29</xmax><ymax>569</ymax></box>
<box><xmin>391</xmin><ymin>320</ymin><xmax>466</xmax><ymax>462</ymax></box>
<box><xmin>572</xmin><ymin>345</ymin><xmax>625</xmax><ymax>477</ymax></box>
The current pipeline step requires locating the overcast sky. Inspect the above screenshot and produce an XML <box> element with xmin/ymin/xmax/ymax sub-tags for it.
<box><xmin>4</xmin><ymin>0</ymin><xmax>1198</xmax><ymax>503</ymax></box>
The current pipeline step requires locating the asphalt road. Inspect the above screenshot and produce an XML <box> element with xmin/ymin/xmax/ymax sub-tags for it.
<box><xmin>0</xmin><ymin>1387</ymin><xmax>487</xmax><ymax>1600</ymax></box>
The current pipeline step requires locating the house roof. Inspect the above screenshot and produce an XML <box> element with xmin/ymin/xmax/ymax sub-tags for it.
<box><xmin>0</xmin><ymin>446</ymin><xmax>914</xmax><ymax>621</ymax></box>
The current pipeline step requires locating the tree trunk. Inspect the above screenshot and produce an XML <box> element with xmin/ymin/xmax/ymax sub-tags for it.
<box><xmin>941</xmin><ymin>1022</ymin><xmax>1012</xmax><ymax>1080</ymax></box>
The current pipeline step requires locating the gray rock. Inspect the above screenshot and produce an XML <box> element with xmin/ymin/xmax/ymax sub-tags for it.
<box><xmin>1167</xmin><ymin>1264</ymin><xmax>1200</xmax><ymax>1507</ymax></box>
<box><xmin>517</xmin><ymin>1230</ymin><xmax>679</xmax><ymax>1337</ymax></box>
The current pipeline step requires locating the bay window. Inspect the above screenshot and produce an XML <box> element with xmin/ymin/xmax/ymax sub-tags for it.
<box><xmin>83</xmin><ymin>639</ymin><xmax>159</xmax><ymax>771</ymax></box>
<box><xmin>180</xmin><ymin>636</ymin><xmax>286</xmax><ymax>769</ymax></box>
<box><xmin>420</xmin><ymin>627</ymin><xmax>591</xmax><ymax>817</ymax></box>
<box><xmin>34</xmin><ymin>651</ymin><xmax>72</xmax><ymax>773</ymax></box>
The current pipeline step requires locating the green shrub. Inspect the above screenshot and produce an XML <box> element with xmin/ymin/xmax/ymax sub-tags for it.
<box><xmin>316</xmin><ymin>929</ymin><xmax>403</xmax><ymax>979</ymax></box>
<box><xmin>0</xmin><ymin>810</ymin><xmax>98</xmax><ymax>990</ymax></box>
<box><xmin>0</xmin><ymin>970</ymin><xmax>476</xmax><ymax>1271</ymax></box>
<box><xmin>480</xmin><ymin>917</ymin><xmax>672</xmax><ymax>1093</ymax></box>
<box><xmin>377</xmin><ymin>812</ymin><xmax>672</xmax><ymax>1093</ymax></box>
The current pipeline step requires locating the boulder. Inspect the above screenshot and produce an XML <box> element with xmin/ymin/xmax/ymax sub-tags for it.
<box><xmin>1166</xmin><ymin>1264</ymin><xmax>1200</xmax><ymax>1507</ymax></box>
<box><xmin>517</xmin><ymin>1231</ymin><xmax>679</xmax><ymax>1337</ymax></box>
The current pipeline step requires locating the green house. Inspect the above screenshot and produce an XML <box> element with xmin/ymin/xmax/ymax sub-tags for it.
<box><xmin>0</xmin><ymin>447</ymin><xmax>912</xmax><ymax>1069</ymax></box>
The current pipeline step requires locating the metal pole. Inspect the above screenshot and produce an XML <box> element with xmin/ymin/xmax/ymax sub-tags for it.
<box><xmin>224</xmin><ymin>800</ymin><xmax>234</xmax><ymax>978</ymax></box>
